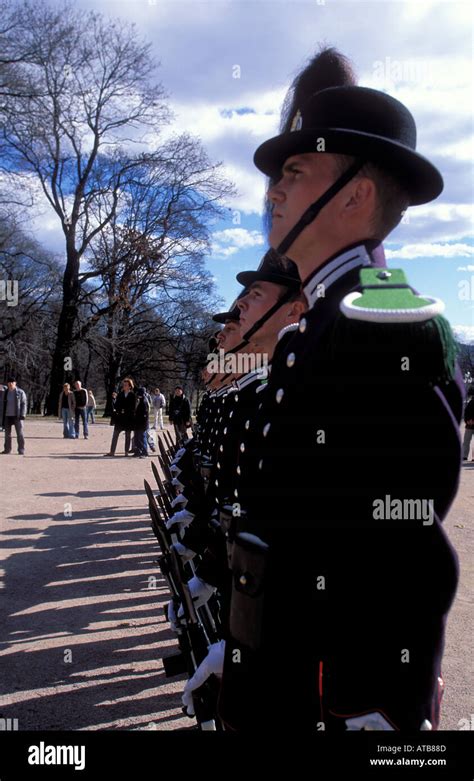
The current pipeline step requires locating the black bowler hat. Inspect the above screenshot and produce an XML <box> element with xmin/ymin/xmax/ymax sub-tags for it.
<box><xmin>212</xmin><ymin>288</ymin><xmax>249</xmax><ymax>323</ymax></box>
<box><xmin>212</xmin><ymin>306</ymin><xmax>240</xmax><ymax>324</ymax></box>
<box><xmin>254</xmin><ymin>86</ymin><xmax>443</xmax><ymax>205</ymax></box>
<box><xmin>236</xmin><ymin>248</ymin><xmax>301</xmax><ymax>290</ymax></box>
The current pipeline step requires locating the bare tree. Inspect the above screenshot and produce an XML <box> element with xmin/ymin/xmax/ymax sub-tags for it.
<box><xmin>1</xmin><ymin>1</ymin><xmax>172</xmax><ymax>412</ymax></box>
<box><xmin>0</xmin><ymin>213</ymin><xmax>62</xmax><ymax>407</ymax></box>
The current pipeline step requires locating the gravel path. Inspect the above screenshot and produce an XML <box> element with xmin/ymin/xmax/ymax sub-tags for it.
<box><xmin>0</xmin><ymin>419</ymin><xmax>189</xmax><ymax>731</ymax></box>
<box><xmin>0</xmin><ymin>419</ymin><xmax>472</xmax><ymax>731</ymax></box>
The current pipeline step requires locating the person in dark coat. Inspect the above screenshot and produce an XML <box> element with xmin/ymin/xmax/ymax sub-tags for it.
<box><xmin>73</xmin><ymin>380</ymin><xmax>89</xmax><ymax>439</ymax></box>
<box><xmin>462</xmin><ymin>386</ymin><xmax>474</xmax><ymax>460</ymax></box>
<box><xmin>168</xmin><ymin>386</ymin><xmax>192</xmax><ymax>442</ymax></box>
<box><xmin>0</xmin><ymin>384</ymin><xmax>6</xmax><ymax>432</ymax></box>
<box><xmin>104</xmin><ymin>378</ymin><xmax>135</xmax><ymax>457</ymax></box>
<box><xmin>219</xmin><ymin>84</ymin><xmax>463</xmax><ymax>732</ymax></box>
<box><xmin>133</xmin><ymin>387</ymin><xmax>150</xmax><ymax>458</ymax></box>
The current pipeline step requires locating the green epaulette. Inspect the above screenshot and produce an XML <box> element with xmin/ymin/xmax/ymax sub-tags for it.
<box><xmin>334</xmin><ymin>268</ymin><xmax>458</xmax><ymax>384</ymax></box>
<box><xmin>340</xmin><ymin>268</ymin><xmax>444</xmax><ymax>322</ymax></box>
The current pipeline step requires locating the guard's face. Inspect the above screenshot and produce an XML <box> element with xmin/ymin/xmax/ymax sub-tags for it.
<box><xmin>7</xmin><ymin>381</ymin><xmax>16</xmax><ymax>390</ymax></box>
<box><xmin>217</xmin><ymin>321</ymin><xmax>241</xmax><ymax>351</ymax></box>
<box><xmin>237</xmin><ymin>281</ymin><xmax>285</xmax><ymax>334</ymax></box>
<box><xmin>267</xmin><ymin>152</ymin><xmax>340</xmax><ymax>255</ymax></box>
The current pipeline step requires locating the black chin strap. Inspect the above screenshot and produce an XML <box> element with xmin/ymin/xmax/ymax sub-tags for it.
<box><xmin>212</xmin><ymin>286</ymin><xmax>296</xmax><ymax>383</ymax></box>
<box><xmin>241</xmin><ymin>286</ymin><xmax>296</xmax><ymax>343</ymax></box>
<box><xmin>277</xmin><ymin>159</ymin><xmax>365</xmax><ymax>255</ymax></box>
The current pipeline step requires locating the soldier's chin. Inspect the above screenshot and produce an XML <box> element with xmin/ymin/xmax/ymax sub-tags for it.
<box><xmin>269</xmin><ymin>223</ymin><xmax>284</xmax><ymax>248</ymax></box>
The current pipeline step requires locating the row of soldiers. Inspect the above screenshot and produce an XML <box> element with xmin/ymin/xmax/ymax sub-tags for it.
<box><xmin>150</xmin><ymin>47</ymin><xmax>464</xmax><ymax>731</ymax></box>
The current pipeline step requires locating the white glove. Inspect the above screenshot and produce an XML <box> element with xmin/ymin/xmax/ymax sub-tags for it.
<box><xmin>177</xmin><ymin>575</ymin><xmax>216</xmax><ymax>617</ymax></box>
<box><xmin>171</xmin><ymin>542</ymin><xmax>196</xmax><ymax>561</ymax></box>
<box><xmin>345</xmin><ymin>712</ymin><xmax>395</xmax><ymax>731</ymax></box>
<box><xmin>165</xmin><ymin>508</ymin><xmax>195</xmax><ymax>531</ymax></box>
<box><xmin>172</xmin><ymin>448</ymin><xmax>186</xmax><ymax>463</ymax></box>
<box><xmin>182</xmin><ymin>640</ymin><xmax>225</xmax><ymax>716</ymax></box>
<box><xmin>172</xmin><ymin>477</ymin><xmax>185</xmax><ymax>491</ymax></box>
<box><xmin>167</xmin><ymin>599</ymin><xmax>180</xmax><ymax>633</ymax></box>
<box><xmin>171</xmin><ymin>493</ymin><xmax>188</xmax><ymax>509</ymax></box>
<box><xmin>170</xmin><ymin>465</ymin><xmax>182</xmax><ymax>476</ymax></box>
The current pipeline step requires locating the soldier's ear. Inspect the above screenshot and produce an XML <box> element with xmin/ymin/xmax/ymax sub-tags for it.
<box><xmin>288</xmin><ymin>299</ymin><xmax>306</xmax><ymax>319</ymax></box>
<box><xmin>343</xmin><ymin>176</ymin><xmax>376</xmax><ymax>216</ymax></box>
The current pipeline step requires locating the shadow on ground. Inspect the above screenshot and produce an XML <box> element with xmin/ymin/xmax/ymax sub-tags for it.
<box><xmin>0</xmin><ymin>500</ymin><xmax>185</xmax><ymax>730</ymax></box>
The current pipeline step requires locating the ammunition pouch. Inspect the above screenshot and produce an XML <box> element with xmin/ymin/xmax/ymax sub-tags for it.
<box><xmin>219</xmin><ymin>504</ymin><xmax>247</xmax><ymax>567</ymax></box>
<box><xmin>229</xmin><ymin>531</ymin><xmax>269</xmax><ymax>652</ymax></box>
<box><xmin>200</xmin><ymin>460</ymin><xmax>213</xmax><ymax>486</ymax></box>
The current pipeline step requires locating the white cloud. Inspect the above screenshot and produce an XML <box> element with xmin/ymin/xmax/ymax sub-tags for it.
<box><xmin>211</xmin><ymin>227</ymin><xmax>264</xmax><ymax>259</ymax></box>
<box><xmin>457</xmin><ymin>265</ymin><xmax>474</xmax><ymax>272</ymax></box>
<box><xmin>452</xmin><ymin>325</ymin><xmax>474</xmax><ymax>345</ymax></box>
<box><xmin>385</xmin><ymin>242</ymin><xmax>474</xmax><ymax>260</ymax></box>
<box><xmin>219</xmin><ymin>163</ymin><xmax>266</xmax><ymax>215</ymax></box>
<box><xmin>390</xmin><ymin>204</ymin><xmax>473</xmax><ymax>244</ymax></box>
<box><xmin>213</xmin><ymin>228</ymin><xmax>264</xmax><ymax>249</ymax></box>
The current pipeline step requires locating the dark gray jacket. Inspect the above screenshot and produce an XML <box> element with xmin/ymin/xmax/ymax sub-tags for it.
<box><xmin>1</xmin><ymin>387</ymin><xmax>27</xmax><ymax>423</ymax></box>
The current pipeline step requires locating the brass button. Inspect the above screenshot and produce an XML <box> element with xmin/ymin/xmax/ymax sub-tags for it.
<box><xmin>299</xmin><ymin>317</ymin><xmax>307</xmax><ymax>333</ymax></box>
<box><xmin>286</xmin><ymin>352</ymin><xmax>296</xmax><ymax>368</ymax></box>
<box><xmin>276</xmin><ymin>388</ymin><xmax>284</xmax><ymax>403</ymax></box>
<box><xmin>263</xmin><ymin>423</ymin><xmax>271</xmax><ymax>437</ymax></box>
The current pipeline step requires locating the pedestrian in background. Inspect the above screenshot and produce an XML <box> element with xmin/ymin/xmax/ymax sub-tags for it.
<box><xmin>86</xmin><ymin>390</ymin><xmax>96</xmax><ymax>424</ymax></box>
<box><xmin>168</xmin><ymin>386</ymin><xmax>191</xmax><ymax>441</ymax></box>
<box><xmin>152</xmin><ymin>387</ymin><xmax>166</xmax><ymax>430</ymax></box>
<box><xmin>58</xmin><ymin>382</ymin><xmax>75</xmax><ymax>438</ymax></box>
<box><xmin>1</xmin><ymin>376</ymin><xmax>27</xmax><ymax>455</ymax></box>
<box><xmin>462</xmin><ymin>387</ymin><xmax>474</xmax><ymax>461</ymax></box>
<box><xmin>73</xmin><ymin>381</ymin><xmax>89</xmax><ymax>439</ymax></box>
<box><xmin>133</xmin><ymin>387</ymin><xmax>151</xmax><ymax>458</ymax></box>
<box><xmin>0</xmin><ymin>384</ymin><xmax>5</xmax><ymax>432</ymax></box>
<box><xmin>104</xmin><ymin>378</ymin><xmax>135</xmax><ymax>456</ymax></box>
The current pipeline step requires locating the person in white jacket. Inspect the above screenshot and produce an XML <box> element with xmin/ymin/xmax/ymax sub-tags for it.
<box><xmin>151</xmin><ymin>387</ymin><xmax>166</xmax><ymax>430</ymax></box>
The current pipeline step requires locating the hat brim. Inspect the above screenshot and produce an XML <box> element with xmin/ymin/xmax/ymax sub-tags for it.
<box><xmin>236</xmin><ymin>270</ymin><xmax>301</xmax><ymax>289</ymax></box>
<box><xmin>254</xmin><ymin>127</ymin><xmax>443</xmax><ymax>205</ymax></box>
<box><xmin>212</xmin><ymin>310</ymin><xmax>240</xmax><ymax>324</ymax></box>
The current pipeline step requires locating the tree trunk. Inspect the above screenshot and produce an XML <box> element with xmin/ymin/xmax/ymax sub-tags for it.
<box><xmin>45</xmin><ymin>242</ymin><xmax>80</xmax><ymax>415</ymax></box>
<box><xmin>83</xmin><ymin>342</ymin><xmax>92</xmax><ymax>387</ymax></box>
<box><xmin>103</xmin><ymin>353</ymin><xmax>122</xmax><ymax>416</ymax></box>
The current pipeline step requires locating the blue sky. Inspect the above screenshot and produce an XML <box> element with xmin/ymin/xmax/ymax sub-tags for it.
<box><xmin>22</xmin><ymin>0</ymin><xmax>474</xmax><ymax>340</ymax></box>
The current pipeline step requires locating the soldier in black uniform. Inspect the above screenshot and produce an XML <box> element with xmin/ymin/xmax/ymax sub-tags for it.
<box><xmin>173</xmin><ymin>254</ymin><xmax>306</xmax><ymax>707</ymax></box>
<box><xmin>219</xmin><ymin>85</ymin><xmax>464</xmax><ymax>732</ymax></box>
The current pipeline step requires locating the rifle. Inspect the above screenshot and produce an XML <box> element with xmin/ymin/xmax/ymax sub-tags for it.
<box><xmin>144</xmin><ymin>477</ymin><xmax>221</xmax><ymax>729</ymax></box>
